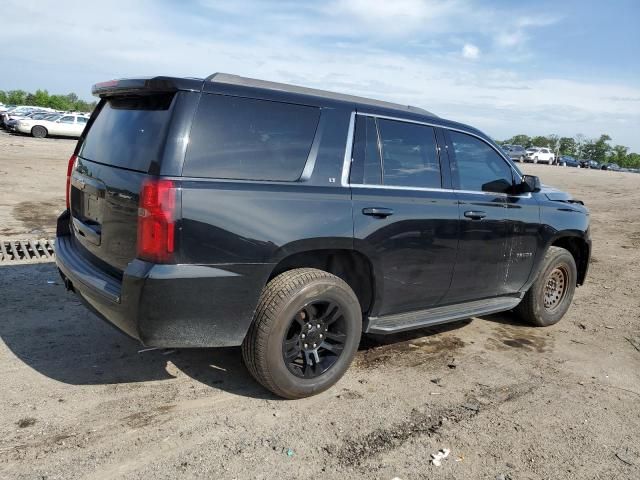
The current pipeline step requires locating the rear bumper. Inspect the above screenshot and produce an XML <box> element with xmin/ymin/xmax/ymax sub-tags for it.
<box><xmin>55</xmin><ymin>212</ymin><xmax>271</xmax><ymax>347</ymax></box>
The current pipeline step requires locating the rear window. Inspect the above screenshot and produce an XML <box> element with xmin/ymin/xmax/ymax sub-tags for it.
<box><xmin>184</xmin><ymin>94</ymin><xmax>320</xmax><ymax>181</ymax></box>
<box><xmin>80</xmin><ymin>94</ymin><xmax>174</xmax><ymax>172</ymax></box>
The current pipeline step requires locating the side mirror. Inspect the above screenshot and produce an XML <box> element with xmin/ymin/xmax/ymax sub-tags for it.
<box><xmin>518</xmin><ymin>174</ymin><xmax>541</xmax><ymax>193</ymax></box>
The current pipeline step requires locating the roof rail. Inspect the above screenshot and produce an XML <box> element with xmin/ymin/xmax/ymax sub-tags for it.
<box><xmin>205</xmin><ymin>73</ymin><xmax>436</xmax><ymax>117</ymax></box>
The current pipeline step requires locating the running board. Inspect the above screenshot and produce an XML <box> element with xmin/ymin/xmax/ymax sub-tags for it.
<box><xmin>365</xmin><ymin>296</ymin><xmax>521</xmax><ymax>334</ymax></box>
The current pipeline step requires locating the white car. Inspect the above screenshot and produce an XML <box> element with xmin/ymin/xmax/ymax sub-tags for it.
<box><xmin>525</xmin><ymin>147</ymin><xmax>555</xmax><ymax>164</ymax></box>
<box><xmin>16</xmin><ymin>113</ymin><xmax>89</xmax><ymax>138</ymax></box>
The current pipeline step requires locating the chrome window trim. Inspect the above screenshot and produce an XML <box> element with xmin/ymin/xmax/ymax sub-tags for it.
<box><xmin>299</xmin><ymin>110</ymin><xmax>326</xmax><ymax>181</ymax></box>
<box><xmin>355</xmin><ymin>112</ymin><xmax>523</xmax><ymax>182</ymax></box>
<box><xmin>340</xmin><ymin>111</ymin><xmax>356</xmax><ymax>186</ymax></box>
<box><xmin>349</xmin><ymin>183</ymin><xmax>530</xmax><ymax>198</ymax></box>
<box><xmin>342</xmin><ymin>111</ymin><xmax>530</xmax><ymax>197</ymax></box>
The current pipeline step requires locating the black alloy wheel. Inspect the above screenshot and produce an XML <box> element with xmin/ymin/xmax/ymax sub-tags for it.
<box><xmin>282</xmin><ymin>301</ymin><xmax>347</xmax><ymax>378</ymax></box>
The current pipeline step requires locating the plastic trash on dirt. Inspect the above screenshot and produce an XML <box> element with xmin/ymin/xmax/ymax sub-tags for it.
<box><xmin>430</xmin><ymin>448</ymin><xmax>450</xmax><ymax>466</ymax></box>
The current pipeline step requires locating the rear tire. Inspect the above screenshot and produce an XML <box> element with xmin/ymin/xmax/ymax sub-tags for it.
<box><xmin>31</xmin><ymin>126</ymin><xmax>47</xmax><ymax>138</ymax></box>
<box><xmin>242</xmin><ymin>268</ymin><xmax>362</xmax><ymax>399</ymax></box>
<box><xmin>515</xmin><ymin>247</ymin><xmax>577</xmax><ymax>327</ymax></box>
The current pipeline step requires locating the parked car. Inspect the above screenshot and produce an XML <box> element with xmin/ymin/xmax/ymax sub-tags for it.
<box><xmin>5</xmin><ymin>111</ymin><xmax>55</xmax><ymax>132</ymax></box>
<box><xmin>16</xmin><ymin>113</ymin><xmax>89</xmax><ymax>138</ymax></box>
<box><xmin>580</xmin><ymin>159</ymin><xmax>600</xmax><ymax>169</ymax></box>
<box><xmin>55</xmin><ymin>74</ymin><xmax>591</xmax><ymax>399</ymax></box>
<box><xmin>504</xmin><ymin>145</ymin><xmax>527</xmax><ymax>162</ymax></box>
<box><xmin>601</xmin><ymin>162</ymin><xmax>621</xmax><ymax>171</ymax></box>
<box><xmin>525</xmin><ymin>147</ymin><xmax>555</xmax><ymax>164</ymax></box>
<box><xmin>558</xmin><ymin>156</ymin><xmax>581</xmax><ymax>168</ymax></box>
<box><xmin>0</xmin><ymin>106</ymin><xmax>56</xmax><ymax>128</ymax></box>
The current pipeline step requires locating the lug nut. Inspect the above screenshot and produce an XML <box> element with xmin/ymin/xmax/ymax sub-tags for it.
<box><xmin>319</xmin><ymin>334</ymin><xmax>323</xmax><ymax>338</ymax></box>
<box><xmin>301</xmin><ymin>334</ymin><xmax>306</xmax><ymax>339</ymax></box>
<box><xmin>312</xmin><ymin>343</ymin><xmax>317</xmax><ymax>348</ymax></box>
<box><xmin>304</xmin><ymin>343</ymin><xmax>308</xmax><ymax>348</ymax></box>
<box><xmin>316</xmin><ymin>324</ymin><xmax>321</xmax><ymax>328</ymax></box>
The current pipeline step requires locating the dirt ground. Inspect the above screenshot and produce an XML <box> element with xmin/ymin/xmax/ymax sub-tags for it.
<box><xmin>1</xmin><ymin>129</ymin><xmax>639</xmax><ymax>480</ymax></box>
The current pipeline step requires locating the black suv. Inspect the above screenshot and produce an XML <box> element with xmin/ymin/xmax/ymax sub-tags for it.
<box><xmin>56</xmin><ymin>74</ymin><xmax>591</xmax><ymax>398</ymax></box>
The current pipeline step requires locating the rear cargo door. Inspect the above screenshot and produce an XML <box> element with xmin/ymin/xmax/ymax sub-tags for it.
<box><xmin>69</xmin><ymin>92</ymin><xmax>183</xmax><ymax>273</ymax></box>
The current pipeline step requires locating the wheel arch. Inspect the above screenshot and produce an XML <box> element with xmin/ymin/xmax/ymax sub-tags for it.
<box><xmin>549</xmin><ymin>234</ymin><xmax>590</xmax><ymax>285</ymax></box>
<box><xmin>268</xmin><ymin>248</ymin><xmax>378</xmax><ymax>317</ymax></box>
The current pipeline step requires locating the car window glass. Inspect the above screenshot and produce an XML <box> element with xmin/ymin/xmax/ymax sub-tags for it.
<box><xmin>185</xmin><ymin>94</ymin><xmax>320</xmax><ymax>181</ymax></box>
<box><xmin>80</xmin><ymin>93</ymin><xmax>175</xmax><ymax>173</ymax></box>
<box><xmin>377</xmin><ymin>118</ymin><xmax>441</xmax><ymax>188</ymax></box>
<box><xmin>77</xmin><ymin>117</ymin><xmax>88</xmax><ymax>124</ymax></box>
<box><xmin>350</xmin><ymin>115</ymin><xmax>381</xmax><ymax>184</ymax></box>
<box><xmin>60</xmin><ymin>116</ymin><xmax>75</xmax><ymax>123</ymax></box>
<box><xmin>450</xmin><ymin>131</ymin><xmax>514</xmax><ymax>193</ymax></box>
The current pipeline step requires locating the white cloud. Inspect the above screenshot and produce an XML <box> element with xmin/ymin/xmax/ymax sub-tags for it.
<box><xmin>496</xmin><ymin>31</ymin><xmax>526</xmax><ymax>47</ymax></box>
<box><xmin>462</xmin><ymin>43</ymin><xmax>480</xmax><ymax>59</ymax></box>
<box><xmin>0</xmin><ymin>0</ymin><xmax>638</xmax><ymax>150</ymax></box>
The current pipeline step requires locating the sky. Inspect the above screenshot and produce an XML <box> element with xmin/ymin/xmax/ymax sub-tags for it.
<box><xmin>2</xmin><ymin>0</ymin><xmax>639</xmax><ymax>151</ymax></box>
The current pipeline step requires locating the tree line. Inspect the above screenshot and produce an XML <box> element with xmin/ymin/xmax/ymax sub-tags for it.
<box><xmin>0</xmin><ymin>89</ymin><xmax>96</xmax><ymax>113</ymax></box>
<box><xmin>499</xmin><ymin>133</ymin><xmax>640</xmax><ymax>168</ymax></box>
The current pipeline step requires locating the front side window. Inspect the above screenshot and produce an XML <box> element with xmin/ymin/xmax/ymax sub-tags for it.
<box><xmin>185</xmin><ymin>94</ymin><xmax>320</xmax><ymax>181</ymax></box>
<box><xmin>377</xmin><ymin>119</ymin><xmax>441</xmax><ymax>188</ymax></box>
<box><xmin>77</xmin><ymin>117</ymin><xmax>88</xmax><ymax>124</ymax></box>
<box><xmin>450</xmin><ymin>131</ymin><xmax>514</xmax><ymax>193</ymax></box>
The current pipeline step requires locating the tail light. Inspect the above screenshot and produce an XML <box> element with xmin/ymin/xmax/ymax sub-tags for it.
<box><xmin>137</xmin><ymin>179</ymin><xmax>177</xmax><ymax>263</ymax></box>
<box><xmin>66</xmin><ymin>154</ymin><xmax>77</xmax><ymax>209</ymax></box>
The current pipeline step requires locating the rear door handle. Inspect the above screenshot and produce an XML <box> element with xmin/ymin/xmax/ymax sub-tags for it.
<box><xmin>362</xmin><ymin>207</ymin><xmax>394</xmax><ymax>218</ymax></box>
<box><xmin>464</xmin><ymin>210</ymin><xmax>487</xmax><ymax>220</ymax></box>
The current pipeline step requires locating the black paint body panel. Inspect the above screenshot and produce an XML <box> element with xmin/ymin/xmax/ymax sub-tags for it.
<box><xmin>55</xmin><ymin>75</ymin><xmax>591</xmax><ymax>347</ymax></box>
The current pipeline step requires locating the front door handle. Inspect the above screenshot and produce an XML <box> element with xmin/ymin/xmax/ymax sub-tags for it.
<box><xmin>464</xmin><ymin>210</ymin><xmax>487</xmax><ymax>220</ymax></box>
<box><xmin>362</xmin><ymin>207</ymin><xmax>394</xmax><ymax>218</ymax></box>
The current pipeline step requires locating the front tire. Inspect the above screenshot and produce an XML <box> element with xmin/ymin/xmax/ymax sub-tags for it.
<box><xmin>242</xmin><ymin>268</ymin><xmax>362</xmax><ymax>399</ymax></box>
<box><xmin>31</xmin><ymin>126</ymin><xmax>47</xmax><ymax>138</ymax></box>
<box><xmin>515</xmin><ymin>247</ymin><xmax>577</xmax><ymax>327</ymax></box>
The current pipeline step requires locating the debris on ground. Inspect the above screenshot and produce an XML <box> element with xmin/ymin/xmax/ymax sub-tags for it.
<box><xmin>495</xmin><ymin>474</ymin><xmax>512</xmax><ymax>480</ymax></box>
<box><xmin>430</xmin><ymin>448</ymin><xmax>450</xmax><ymax>466</ymax></box>
<box><xmin>625</xmin><ymin>337</ymin><xmax>640</xmax><ymax>353</ymax></box>
<box><xmin>17</xmin><ymin>417</ymin><xmax>37</xmax><ymax>428</ymax></box>
<box><xmin>462</xmin><ymin>403</ymin><xmax>480</xmax><ymax>412</ymax></box>
<box><xmin>137</xmin><ymin>347</ymin><xmax>159</xmax><ymax>354</ymax></box>
<box><xmin>615</xmin><ymin>451</ymin><xmax>635</xmax><ymax>466</ymax></box>
<box><xmin>284</xmin><ymin>448</ymin><xmax>294</xmax><ymax>457</ymax></box>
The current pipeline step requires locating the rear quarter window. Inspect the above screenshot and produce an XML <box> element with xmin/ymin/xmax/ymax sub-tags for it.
<box><xmin>184</xmin><ymin>94</ymin><xmax>320</xmax><ymax>181</ymax></box>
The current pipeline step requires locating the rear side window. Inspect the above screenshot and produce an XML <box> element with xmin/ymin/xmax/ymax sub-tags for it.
<box><xmin>60</xmin><ymin>116</ymin><xmax>75</xmax><ymax>124</ymax></box>
<box><xmin>80</xmin><ymin>94</ymin><xmax>175</xmax><ymax>172</ymax></box>
<box><xmin>377</xmin><ymin>119</ymin><xmax>441</xmax><ymax>188</ymax></box>
<box><xmin>184</xmin><ymin>94</ymin><xmax>320</xmax><ymax>181</ymax></box>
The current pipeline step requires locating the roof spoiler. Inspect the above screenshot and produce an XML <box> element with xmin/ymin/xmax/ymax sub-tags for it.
<box><xmin>91</xmin><ymin>77</ymin><xmax>200</xmax><ymax>97</ymax></box>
